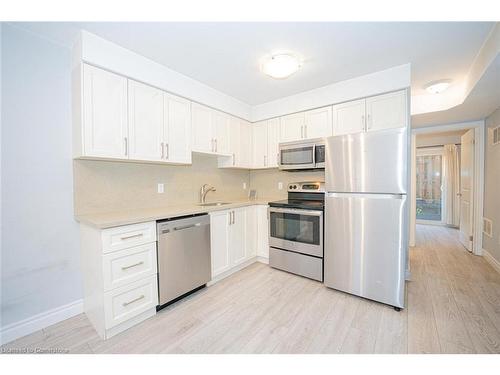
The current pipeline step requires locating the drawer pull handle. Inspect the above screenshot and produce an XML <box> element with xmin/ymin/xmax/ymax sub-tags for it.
<box><xmin>121</xmin><ymin>261</ymin><xmax>144</xmax><ymax>270</ymax></box>
<box><xmin>122</xmin><ymin>295</ymin><xmax>145</xmax><ymax>307</ymax></box>
<box><xmin>120</xmin><ymin>233</ymin><xmax>144</xmax><ymax>241</ymax></box>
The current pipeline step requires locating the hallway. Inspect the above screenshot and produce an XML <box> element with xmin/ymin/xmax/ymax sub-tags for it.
<box><xmin>408</xmin><ymin>224</ymin><xmax>500</xmax><ymax>353</ymax></box>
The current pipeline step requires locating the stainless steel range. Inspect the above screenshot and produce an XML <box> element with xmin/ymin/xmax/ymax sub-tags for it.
<box><xmin>268</xmin><ymin>182</ymin><xmax>325</xmax><ymax>281</ymax></box>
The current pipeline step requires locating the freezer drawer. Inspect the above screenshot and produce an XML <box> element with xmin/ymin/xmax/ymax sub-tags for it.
<box><xmin>324</xmin><ymin>193</ymin><xmax>406</xmax><ymax>308</ymax></box>
<box><xmin>269</xmin><ymin>247</ymin><xmax>323</xmax><ymax>282</ymax></box>
<box><xmin>325</xmin><ymin>127</ymin><xmax>408</xmax><ymax>194</ymax></box>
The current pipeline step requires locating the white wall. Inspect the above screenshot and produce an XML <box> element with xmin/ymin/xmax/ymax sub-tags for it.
<box><xmin>1</xmin><ymin>25</ymin><xmax>82</xmax><ymax>331</ymax></box>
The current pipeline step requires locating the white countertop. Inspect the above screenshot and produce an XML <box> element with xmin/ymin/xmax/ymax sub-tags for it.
<box><xmin>75</xmin><ymin>198</ymin><xmax>278</xmax><ymax>229</ymax></box>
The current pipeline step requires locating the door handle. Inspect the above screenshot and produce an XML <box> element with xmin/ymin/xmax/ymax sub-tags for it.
<box><xmin>264</xmin><ymin>155</ymin><xmax>267</xmax><ymax>166</ymax></box>
<box><xmin>233</xmin><ymin>153</ymin><xmax>236</xmax><ymax>166</ymax></box>
<box><xmin>161</xmin><ymin>142</ymin><xmax>164</xmax><ymax>159</ymax></box>
<box><xmin>173</xmin><ymin>223</ymin><xmax>201</xmax><ymax>231</ymax></box>
<box><xmin>304</xmin><ymin>125</ymin><xmax>307</xmax><ymax>138</ymax></box>
<box><xmin>215</xmin><ymin>139</ymin><xmax>218</xmax><ymax>153</ymax></box>
<box><xmin>301</xmin><ymin>125</ymin><xmax>304</xmax><ymax>139</ymax></box>
<box><xmin>165</xmin><ymin>143</ymin><xmax>169</xmax><ymax>159</ymax></box>
<box><xmin>124</xmin><ymin>137</ymin><xmax>128</xmax><ymax>156</ymax></box>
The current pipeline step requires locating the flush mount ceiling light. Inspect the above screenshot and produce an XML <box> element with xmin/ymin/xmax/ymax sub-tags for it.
<box><xmin>261</xmin><ymin>53</ymin><xmax>301</xmax><ymax>79</ymax></box>
<box><xmin>424</xmin><ymin>79</ymin><xmax>452</xmax><ymax>94</ymax></box>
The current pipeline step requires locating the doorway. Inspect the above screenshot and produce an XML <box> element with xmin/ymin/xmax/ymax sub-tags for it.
<box><xmin>415</xmin><ymin>148</ymin><xmax>444</xmax><ymax>223</ymax></box>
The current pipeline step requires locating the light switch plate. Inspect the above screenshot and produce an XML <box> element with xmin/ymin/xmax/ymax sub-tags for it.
<box><xmin>157</xmin><ymin>183</ymin><xmax>164</xmax><ymax>194</ymax></box>
<box><xmin>278</xmin><ymin>182</ymin><xmax>283</xmax><ymax>190</ymax></box>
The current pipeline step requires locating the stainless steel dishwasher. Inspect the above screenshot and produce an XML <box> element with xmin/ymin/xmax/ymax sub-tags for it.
<box><xmin>157</xmin><ymin>214</ymin><xmax>211</xmax><ymax>308</ymax></box>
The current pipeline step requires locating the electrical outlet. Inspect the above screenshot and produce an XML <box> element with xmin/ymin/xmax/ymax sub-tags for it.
<box><xmin>243</xmin><ymin>182</ymin><xmax>247</xmax><ymax>190</ymax></box>
<box><xmin>157</xmin><ymin>183</ymin><xmax>164</xmax><ymax>194</ymax></box>
<box><xmin>278</xmin><ymin>182</ymin><xmax>283</xmax><ymax>190</ymax></box>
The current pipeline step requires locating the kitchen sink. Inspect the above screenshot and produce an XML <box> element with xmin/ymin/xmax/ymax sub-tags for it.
<box><xmin>198</xmin><ymin>202</ymin><xmax>231</xmax><ymax>207</ymax></box>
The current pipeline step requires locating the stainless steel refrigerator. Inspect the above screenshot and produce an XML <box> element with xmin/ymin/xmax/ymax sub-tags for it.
<box><xmin>324</xmin><ymin>127</ymin><xmax>408</xmax><ymax>309</ymax></box>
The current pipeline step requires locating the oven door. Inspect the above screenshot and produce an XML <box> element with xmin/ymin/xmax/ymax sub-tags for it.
<box><xmin>268</xmin><ymin>207</ymin><xmax>323</xmax><ymax>257</ymax></box>
<box><xmin>279</xmin><ymin>143</ymin><xmax>315</xmax><ymax>170</ymax></box>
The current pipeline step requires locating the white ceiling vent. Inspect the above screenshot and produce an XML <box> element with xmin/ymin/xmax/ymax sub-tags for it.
<box><xmin>492</xmin><ymin>126</ymin><xmax>500</xmax><ymax>146</ymax></box>
<box><xmin>483</xmin><ymin>217</ymin><xmax>493</xmax><ymax>238</ymax></box>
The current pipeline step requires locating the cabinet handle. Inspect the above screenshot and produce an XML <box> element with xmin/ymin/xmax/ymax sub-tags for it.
<box><xmin>165</xmin><ymin>143</ymin><xmax>169</xmax><ymax>159</ymax></box>
<box><xmin>367</xmin><ymin>114</ymin><xmax>371</xmax><ymax>129</ymax></box>
<box><xmin>124</xmin><ymin>137</ymin><xmax>128</xmax><ymax>156</ymax></box>
<box><xmin>215</xmin><ymin>138</ymin><xmax>218</xmax><ymax>153</ymax></box>
<box><xmin>228</xmin><ymin>211</ymin><xmax>232</xmax><ymax>225</ymax></box>
<box><xmin>361</xmin><ymin>115</ymin><xmax>365</xmax><ymax>131</ymax></box>
<box><xmin>276</xmin><ymin>152</ymin><xmax>279</xmax><ymax>165</ymax></box>
<box><xmin>233</xmin><ymin>153</ymin><xmax>236</xmax><ymax>166</ymax></box>
<box><xmin>121</xmin><ymin>261</ymin><xmax>144</xmax><ymax>271</ymax></box>
<box><xmin>120</xmin><ymin>233</ymin><xmax>143</xmax><ymax>241</ymax></box>
<box><xmin>232</xmin><ymin>211</ymin><xmax>235</xmax><ymax>225</ymax></box>
<box><xmin>301</xmin><ymin>125</ymin><xmax>304</xmax><ymax>139</ymax></box>
<box><xmin>264</xmin><ymin>155</ymin><xmax>267</xmax><ymax>166</ymax></box>
<box><xmin>122</xmin><ymin>294</ymin><xmax>145</xmax><ymax>307</ymax></box>
<box><xmin>212</xmin><ymin>138</ymin><xmax>215</xmax><ymax>152</ymax></box>
<box><xmin>161</xmin><ymin>142</ymin><xmax>164</xmax><ymax>159</ymax></box>
<box><xmin>304</xmin><ymin>125</ymin><xmax>307</xmax><ymax>138</ymax></box>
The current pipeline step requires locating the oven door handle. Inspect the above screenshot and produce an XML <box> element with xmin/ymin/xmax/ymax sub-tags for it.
<box><xmin>268</xmin><ymin>207</ymin><xmax>323</xmax><ymax>216</ymax></box>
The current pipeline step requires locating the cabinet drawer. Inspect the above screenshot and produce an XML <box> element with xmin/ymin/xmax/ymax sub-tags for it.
<box><xmin>102</xmin><ymin>243</ymin><xmax>157</xmax><ymax>291</ymax></box>
<box><xmin>101</xmin><ymin>221</ymin><xmax>156</xmax><ymax>253</ymax></box>
<box><xmin>104</xmin><ymin>275</ymin><xmax>158</xmax><ymax>329</ymax></box>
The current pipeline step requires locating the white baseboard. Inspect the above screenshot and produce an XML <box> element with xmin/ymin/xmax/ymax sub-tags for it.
<box><xmin>256</xmin><ymin>256</ymin><xmax>269</xmax><ymax>264</ymax></box>
<box><xmin>483</xmin><ymin>249</ymin><xmax>500</xmax><ymax>274</ymax></box>
<box><xmin>0</xmin><ymin>299</ymin><xmax>83</xmax><ymax>346</ymax></box>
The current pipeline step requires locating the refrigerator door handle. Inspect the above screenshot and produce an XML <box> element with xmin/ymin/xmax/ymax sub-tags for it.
<box><xmin>326</xmin><ymin>192</ymin><xmax>405</xmax><ymax>199</ymax></box>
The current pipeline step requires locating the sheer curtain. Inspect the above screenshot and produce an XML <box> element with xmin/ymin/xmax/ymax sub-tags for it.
<box><xmin>443</xmin><ymin>144</ymin><xmax>460</xmax><ymax>226</ymax></box>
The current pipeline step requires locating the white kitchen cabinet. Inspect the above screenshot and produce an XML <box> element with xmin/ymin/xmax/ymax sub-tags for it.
<box><xmin>191</xmin><ymin>103</ymin><xmax>214</xmax><ymax>153</ymax></box>
<box><xmin>255</xmin><ymin>205</ymin><xmax>269</xmax><ymax>259</ymax></box>
<box><xmin>246</xmin><ymin>206</ymin><xmax>257</xmax><ymax>259</ymax></box>
<box><xmin>229</xmin><ymin>208</ymin><xmax>247</xmax><ymax>266</ymax></box>
<box><xmin>81</xmin><ymin>64</ymin><xmax>128</xmax><ymax>159</ymax></box>
<box><xmin>267</xmin><ymin>118</ymin><xmax>280</xmax><ymax>168</ymax></box>
<box><xmin>365</xmin><ymin>90</ymin><xmax>407</xmax><ymax>132</ymax></box>
<box><xmin>128</xmin><ymin>80</ymin><xmax>164</xmax><ymax>162</ymax></box>
<box><xmin>79</xmin><ymin>221</ymin><xmax>158</xmax><ymax>340</ymax></box>
<box><xmin>252</xmin><ymin>121</ymin><xmax>268</xmax><ymax>168</ymax></box>
<box><xmin>332</xmin><ymin>99</ymin><xmax>366</xmax><ymax>136</ymax></box>
<box><xmin>213</xmin><ymin>111</ymin><xmax>230</xmax><ymax>154</ymax></box>
<box><xmin>164</xmin><ymin>94</ymin><xmax>192</xmax><ymax>164</ymax></box>
<box><xmin>210</xmin><ymin>210</ymin><xmax>231</xmax><ymax>277</ymax></box>
<box><xmin>280</xmin><ymin>112</ymin><xmax>305</xmax><ymax>142</ymax></box>
<box><xmin>239</xmin><ymin>120</ymin><xmax>253</xmax><ymax>167</ymax></box>
<box><xmin>304</xmin><ymin>106</ymin><xmax>332</xmax><ymax>139</ymax></box>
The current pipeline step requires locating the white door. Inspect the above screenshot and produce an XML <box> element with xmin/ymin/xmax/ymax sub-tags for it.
<box><xmin>366</xmin><ymin>90</ymin><xmax>407</xmax><ymax>132</ymax></box>
<box><xmin>128</xmin><ymin>80</ymin><xmax>164</xmax><ymax>162</ymax></box>
<box><xmin>229</xmin><ymin>208</ymin><xmax>247</xmax><ymax>266</ymax></box>
<box><xmin>304</xmin><ymin>106</ymin><xmax>332</xmax><ymax>139</ymax></box>
<box><xmin>213</xmin><ymin>110</ymin><xmax>230</xmax><ymax>154</ymax></box>
<box><xmin>164</xmin><ymin>94</ymin><xmax>191</xmax><ymax>164</ymax></box>
<box><xmin>191</xmin><ymin>103</ymin><xmax>213</xmax><ymax>153</ymax></box>
<box><xmin>267</xmin><ymin>118</ymin><xmax>280</xmax><ymax>168</ymax></box>
<box><xmin>210</xmin><ymin>211</ymin><xmax>231</xmax><ymax>277</ymax></box>
<box><xmin>459</xmin><ymin>129</ymin><xmax>475</xmax><ymax>252</ymax></box>
<box><xmin>280</xmin><ymin>112</ymin><xmax>305</xmax><ymax>142</ymax></box>
<box><xmin>239</xmin><ymin>120</ymin><xmax>252</xmax><ymax>168</ymax></box>
<box><xmin>332</xmin><ymin>99</ymin><xmax>366</xmax><ymax>136</ymax></box>
<box><xmin>82</xmin><ymin>64</ymin><xmax>128</xmax><ymax>158</ymax></box>
<box><xmin>252</xmin><ymin>121</ymin><xmax>268</xmax><ymax>168</ymax></box>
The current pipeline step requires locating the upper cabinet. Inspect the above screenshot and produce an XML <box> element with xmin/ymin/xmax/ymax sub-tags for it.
<box><xmin>191</xmin><ymin>103</ymin><xmax>231</xmax><ymax>155</ymax></box>
<box><xmin>332</xmin><ymin>90</ymin><xmax>407</xmax><ymax>136</ymax></box>
<box><xmin>280</xmin><ymin>106</ymin><xmax>332</xmax><ymax>142</ymax></box>
<box><xmin>76</xmin><ymin>64</ymin><xmax>191</xmax><ymax>164</ymax></box>
<box><xmin>81</xmin><ymin>64</ymin><xmax>128</xmax><ymax>159</ymax></box>
<box><xmin>365</xmin><ymin>90</ymin><xmax>407</xmax><ymax>132</ymax></box>
<box><xmin>266</xmin><ymin>118</ymin><xmax>280</xmax><ymax>168</ymax></box>
<box><xmin>251</xmin><ymin>118</ymin><xmax>280</xmax><ymax>169</ymax></box>
<box><xmin>218</xmin><ymin>117</ymin><xmax>252</xmax><ymax>169</ymax></box>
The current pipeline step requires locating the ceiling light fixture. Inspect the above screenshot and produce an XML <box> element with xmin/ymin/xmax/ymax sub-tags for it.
<box><xmin>261</xmin><ymin>53</ymin><xmax>301</xmax><ymax>79</ymax></box>
<box><xmin>424</xmin><ymin>80</ymin><xmax>452</xmax><ymax>94</ymax></box>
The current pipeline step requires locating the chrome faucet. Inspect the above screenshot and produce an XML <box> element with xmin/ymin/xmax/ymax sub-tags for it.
<box><xmin>200</xmin><ymin>184</ymin><xmax>216</xmax><ymax>204</ymax></box>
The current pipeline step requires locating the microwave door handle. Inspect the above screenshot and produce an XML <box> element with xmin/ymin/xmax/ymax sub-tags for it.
<box><xmin>312</xmin><ymin>144</ymin><xmax>316</xmax><ymax>166</ymax></box>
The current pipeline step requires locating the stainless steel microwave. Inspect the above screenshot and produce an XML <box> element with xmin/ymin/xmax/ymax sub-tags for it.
<box><xmin>278</xmin><ymin>138</ymin><xmax>325</xmax><ymax>171</ymax></box>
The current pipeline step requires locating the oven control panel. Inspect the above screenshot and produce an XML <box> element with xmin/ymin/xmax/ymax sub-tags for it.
<box><xmin>287</xmin><ymin>182</ymin><xmax>325</xmax><ymax>193</ymax></box>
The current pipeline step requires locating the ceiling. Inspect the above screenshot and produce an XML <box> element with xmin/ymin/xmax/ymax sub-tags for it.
<box><xmin>12</xmin><ymin>21</ymin><xmax>495</xmax><ymax>106</ymax></box>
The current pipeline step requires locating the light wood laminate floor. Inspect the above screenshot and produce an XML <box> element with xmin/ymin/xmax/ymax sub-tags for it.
<box><xmin>2</xmin><ymin>225</ymin><xmax>500</xmax><ymax>354</ymax></box>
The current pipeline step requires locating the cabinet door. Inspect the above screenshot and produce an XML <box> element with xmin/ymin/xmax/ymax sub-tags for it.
<box><xmin>267</xmin><ymin>118</ymin><xmax>280</xmax><ymax>168</ymax></box>
<box><xmin>239</xmin><ymin>120</ymin><xmax>252</xmax><ymax>168</ymax></box>
<box><xmin>82</xmin><ymin>64</ymin><xmax>128</xmax><ymax>158</ymax></box>
<box><xmin>229</xmin><ymin>208</ymin><xmax>247</xmax><ymax>266</ymax></box>
<box><xmin>213</xmin><ymin>111</ymin><xmax>230</xmax><ymax>154</ymax></box>
<box><xmin>245</xmin><ymin>206</ymin><xmax>257</xmax><ymax>259</ymax></box>
<box><xmin>280</xmin><ymin>112</ymin><xmax>305</xmax><ymax>142</ymax></box>
<box><xmin>256</xmin><ymin>205</ymin><xmax>269</xmax><ymax>259</ymax></box>
<box><xmin>210</xmin><ymin>211</ymin><xmax>231</xmax><ymax>277</ymax></box>
<box><xmin>366</xmin><ymin>90</ymin><xmax>407</xmax><ymax>132</ymax></box>
<box><xmin>228</xmin><ymin>116</ymin><xmax>241</xmax><ymax>166</ymax></box>
<box><xmin>165</xmin><ymin>94</ymin><xmax>191</xmax><ymax>164</ymax></box>
<box><xmin>304</xmin><ymin>106</ymin><xmax>332</xmax><ymax>139</ymax></box>
<box><xmin>191</xmin><ymin>103</ymin><xmax>213</xmax><ymax>153</ymax></box>
<box><xmin>252</xmin><ymin>121</ymin><xmax>268</xmax><ymax>168</ymax></box>
<box><xmin>128</xmin><ymin>80</ymin><xmax>164</xmax><ymax>162</ymax></box>
<box><xmin>332</xmin><ymin>99</ymin><xmax>366</xmax><ymax>136</ymax></box>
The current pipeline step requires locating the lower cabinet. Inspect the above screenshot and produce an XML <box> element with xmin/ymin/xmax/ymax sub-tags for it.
<box><xmin>209</xmin><ymin>205</ymin><xmax>266</xmax><ymax>279</ymax></box>
<box><xmin>80</xmin><ymin>221</ymin><xmax>158</xmax><ymax>339</ymax></box>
